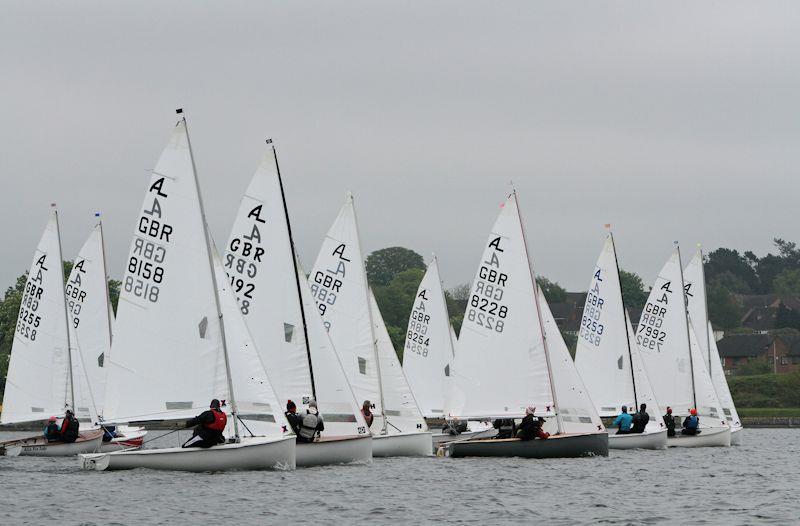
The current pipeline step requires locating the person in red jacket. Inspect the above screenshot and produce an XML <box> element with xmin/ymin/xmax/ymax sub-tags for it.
<box><xmin>183</xmin><ymin>399</ymin><xmax>227</xmax><ymax>448</ymax></box>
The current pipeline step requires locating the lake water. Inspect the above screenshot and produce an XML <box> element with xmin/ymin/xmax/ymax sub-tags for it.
<box><xmin>1</xmin><ymin>428</ymin><xmax>797</xmax><ymax>525</ymax></box>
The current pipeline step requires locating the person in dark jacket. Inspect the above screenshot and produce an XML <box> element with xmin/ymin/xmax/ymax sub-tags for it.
<box><xmin>663</xmin><ymin>407</ymin><xmax>676</xmax><ymax>437</ymax></box>
<box><xmin>59</xmin><ymin>410</ymin><xmax>80</xmax><ymax>443</ymax></box>
<box><xmin>682</xmin><ymin>408</ymin><xmax>700</xmax><ymax>436</ymax></box>
<box><xmin>297</xmin><ymin>401</ymin><xmax>325</xmax><ymax>443</ymax></box>
<box><xmin>631</xmin><ymin>403</ymin><xmax>650</xmax><ymax>434</ymax></box>
<box><xmin>284</xmin><ymin>400</ymin><xmax>303</xmax><ymax>436</ymax></box>
<box><xmin>102</xmin><ymin>425</ymin><xmax>118</xmax><ymax>443</ymax></box>
<box><xmin>493</xmin><ymin>418</ymin><xmax>516</xmax><ymax>439</ymax></box>
<box><xmin>182</xmin><ymin>399</ymin><xmax>227</xmax><ymax>448</ymax></box>
<box><xmin>517</xmin><ymin>406</ymin><xmax>549</xmax><ymax>441</ymax></box>
<box><xmin>43</xmin><ymin>416</ymin><xmax>60</xmax><ymax>441</ymax></box>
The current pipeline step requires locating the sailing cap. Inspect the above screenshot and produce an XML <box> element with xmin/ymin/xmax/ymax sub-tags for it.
<box><xmin>690</xmin><ymin>408</ymin><xmax>698</xmax><ymax>416</ymax></box>
<box><xmin>525</xmin><ymin>406</ymin><xmax>535</xmax><ymax>416</ymax></box>
<box><xmin>48</xmin><ymin>416</ymin><xmax>57</xmax><ymax>422</ymax></box>
<box><xmin>210</xmin><ymin>399</ymin><xmax>221</xmax><ymax>409</ymax></box>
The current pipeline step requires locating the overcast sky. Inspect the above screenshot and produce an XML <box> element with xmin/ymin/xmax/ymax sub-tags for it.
<box><xmin>1</xmin><ymin>2</ymin><xmax>798</xmax><ymax>293</ymax></box>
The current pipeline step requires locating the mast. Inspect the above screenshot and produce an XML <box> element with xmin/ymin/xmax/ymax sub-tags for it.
<box><xmin>697</xmin><ymin>246</ymin><xmax>713</xmax><ymax>379</ymax></box>
<box><xmin>434</xmin><ymin>255</ymin><xmax>457</xmax><ymax>360</ymax></box>
<box><xmin>180</xmin><ymin>109</ymin><xmax>239</xmax><ymax>440</ymax></box>
<box><xmin>514</xmin><ymin>190</ymin><xmax>564</xmax><ymax>434</ymax></box>
<box><xmin>608</xmin><ymin>230</ymin><xmax>638</xmax><ymax>408</ymax></box>
<box><xmin>97</xmin><ymin>216</ymin><xmax>114</xmax><ymax>349</ymax></box>
<box><xmin>676</xmin><ymin>243</ymin><xmax>697</xmax><ymax>409</ymax></box>
<box><xmin>271</xmin><ymin>140</ymin><xmax>316</xmax><ymax>400</ymax></box>
<box><xmin>351</xmin><ymin>193</ymin><xmax>388</xmax><ymax>434</ymax></box>
<box><xmin>53</xmin><ymin>205</ymin><xmax>76</xmax><ymax>413</ymax></box>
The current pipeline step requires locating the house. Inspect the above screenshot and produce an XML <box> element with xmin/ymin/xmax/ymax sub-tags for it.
<box><xmin>738</xmin><ymin>294</ymin><xmax>800</xmax><ymax>331</ymax></box>
<box><xmin>716</xmin><ymin>333</ymin><xmax>800</xmax><ymax>375</ymax></box>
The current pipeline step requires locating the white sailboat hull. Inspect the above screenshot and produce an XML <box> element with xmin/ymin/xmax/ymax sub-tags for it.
<box><xmin>608</xmin><ymin>429</ymin><xmax>667</xmax><ymax>450</ymax></box>
<box><xmin>1</xmin><ymin>430</ymin><xmax>104</xmax><ymax>457</ymax></box>
<box><xmin>372</xmin><ymin>431</ymin><xmax>432</xmax><ymax>457</ymax></box>
<box><xmin>296</xmin><ymin>435</ymin><xmax>372</xmax><ymax>467</ymax></box>
<box><xmin>730</xmin><ymin>426</ymin><xmax>743</xmax><ymax>446</ymax></box>
<box><xmin>80</xmin><ymin>436</ymin><xmax>296</xmax><ymax>472</ymax></box>
<box><xmin>667</xmin><ymin>427</ymin><xmax>731</xmax><ymax>448</ymax></box>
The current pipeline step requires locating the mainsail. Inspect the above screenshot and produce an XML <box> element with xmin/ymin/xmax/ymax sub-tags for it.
<box><xmin>66</xmin><ymin>222</ymin><xmax>114</xmax><ymax>423</ymax></box>
<box><xmin>224</xmin><ymin>146</ymin><xmax>367</xmax><ymax>436</ymax></box>
<box><xmin>447</xmin><ymin>193</ymin><xmax>555</xmax><ymax>420</ymax></box>
<box><xmin>1</xmin><ymin>212</ymin><xmax>72</xmax><ymax>424</ymax></box>
<box><xmin>402</xmin><ymin>256</ymin><xmax>455</xmax><ymax>418</ymax></box>
<box><xmin>309</xmin><ymin>193</ymin><xmax>426</xmax><ymax>435</ymax></box>
<box><xmin>683</xmin><ymin>251</ymin><xmax>742</xmax><ymax>428</ymax></box>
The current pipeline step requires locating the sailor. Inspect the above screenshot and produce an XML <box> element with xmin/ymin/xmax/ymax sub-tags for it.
<box><xmin>517</xmin><ymin>406</ymin><xmax>550</xmax><ymax>441</ymax></box>
<box><xmin>443</xmin><ymin>419</ymin><xmax>468</xmax><ymax>436</ymax></box>
<box><xmin>630</xmin><ymin>403</ymin><xmax>650</xmax><ymax>434</ymax></box>
<box><xmin>43</xmin><ymin>416</ymin><xmax>60</xmax><ymax>441</ymax></box>
<box><xmin>284</xmin><ymin>400</ymin><xmax>303</xmax><ymax>436</ymax></box>
<box><xmin>663</xmin><ymin>406</ymin><xmax>676</xmax><ymax>437</ymax></box>
<box><xmin>362</xmin><ymin>400</ymin><xmax>374</xmax><ymax>427</ymax></box>
<box><xmin>297</xmin><ymin>400</ymin><xmax>324</xmax><ymax>443</ymax></box>
<box><xmin>59</xmin><ymin>409</ymin><xmax>80</xmax><ymax>443</ymax></box>
<box><xmin>492</xmin><ymin>417</ymin><xmax>516</xmax><ymax>439</ymax></box>
<box><xmin>182</xmin><ymin>399</ymin><xmax>227</xmax><ymax>448</ymax></box>
<box><xmin>613</xmin><ymin>405</ymin><xmax>633</xmax><ymax>435</ymax></box>
<box><xmin>97</xmin><ymin>414</ymin><xmax>119</xmax><ymax>443</ymax></box>
<box><xmin>682</xmin><ymin>408</ymin><xmax>700</xmax><ymax>436</ymax></box>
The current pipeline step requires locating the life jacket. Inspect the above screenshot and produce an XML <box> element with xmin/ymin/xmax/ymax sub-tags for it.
<box><xmin>686</xmin><ymin>415</ymin><xmax>699</xmax><ymax>430</ymax></box>
<box><xmin>61</xmin><ymin>416</ymin><xmax>80</xmax><ymax>442</ymax></box>
<box><xmin>204</xmin><ymin>409</ymin><xmax>227</xmax><ymax>432</ymax></box>
<box><xmin>299</xmin><ymin>412</ymin><xmax>319</xmax><ymax>440</ymax></box>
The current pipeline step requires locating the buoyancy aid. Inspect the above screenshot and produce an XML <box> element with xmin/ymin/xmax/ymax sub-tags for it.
<box><xmin>685</xmin><ymin>415</ymin><xmax>699</xmax><ymax>430</ymax></box>
<box><xmin>205</xmin><ymin>409</ymin><xmax>227</xmax><ymax>432</ymax></box>
<box><xmin>299</xmin><ymin>412</ymin><xmax>319</xmax><ymax>440</ymax></box>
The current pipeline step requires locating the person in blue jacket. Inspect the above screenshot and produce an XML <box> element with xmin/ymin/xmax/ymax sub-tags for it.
<box><xmin>682</xmin><ymin>408</ymin><xmax>700</xmax><ymax>435</ymax></box>
<box><xmin>613</xmin><ymin>405</ymin><xmax>633</xmax><ymax>434</ymax></box>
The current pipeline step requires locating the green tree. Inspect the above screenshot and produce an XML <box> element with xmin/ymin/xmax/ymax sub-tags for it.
<box><xmin>775</xmin><ymin>302</ymin><xmax>800</xmax><ymax>330</ymax></box>
<box><xmin>619</xmin><ymin>269</ymin><xmax>648</xmax><ymax>312</ymax></box>
<box><xmin>707</xmin><ymin>278</ymin><xmax>743</xmax><ymax>329</ymax></box>
<box><xmin>705</xmin><ymin>248</ymin><xmax>759</xmax><ymax>294</ymax></box>
<box><xmin>537</xmin><ymin>277</ymin><xmax>567</xmax><ymax>304</ymax></box>
<box><xmin>773</xmin><ymin>269</ymin><xmax>800</xmax><ymax>296</ymax></box>
<box><xmin>372</xmin><ymin>268</ymin><xmax>426</xmax><ymax>353</ymax></box>
<box><xmin>736</xmin><ymin>356</ymin><xmax>772</xmax><ymax>376</ymax></box>
<box><xmin>365</xmin><ymin>247</ymin><xmax>425</xmax><ymax>287</ymax></box>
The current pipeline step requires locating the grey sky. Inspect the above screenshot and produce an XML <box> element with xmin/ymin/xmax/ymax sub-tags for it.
<box><xmin>2</xmin><ymin>2</ymin><xmax>798</xmax><ymax>293</ymax></box>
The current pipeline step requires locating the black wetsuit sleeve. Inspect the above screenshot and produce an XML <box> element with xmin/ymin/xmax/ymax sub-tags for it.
<box><xmin>186</xmin><ymin>410</ymin><xmax>214</xmax><ymax>428</ymax></box>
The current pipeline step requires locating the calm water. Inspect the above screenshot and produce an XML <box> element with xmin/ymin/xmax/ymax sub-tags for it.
<box><xmin>1</xmin><ymin>428</ymin><xmax>797</xmax><ymax>525</ymax></box>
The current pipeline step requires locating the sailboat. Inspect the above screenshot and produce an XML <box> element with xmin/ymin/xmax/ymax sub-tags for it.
<box><xmin>67</xmin><ymin>220</ymin><xmax>147</xmax><ymax>452</ymax></box>
<box><xmin>443</xmin><ymin>192</ymin><xmax>608</xmax><ymax>458</ymax></box>
<box><xmin>309</xmin><ymin>194</ymin><xmax>431</xmax><ymax>457</ymax></box>
<box><xmin>636</xmin><ymin>246</ymin><xmax>730</xmax><ymax>447</ymax></box>
<box><xmin>80</xmin><ymin>111</ymin><xmax>295</xmax><ymax>471</ymax></box>
<box><xmin>403</xmin><ymin>257</ymin><xmax>492</xmax><ymax>451</ymax></box>
<box><xmin>574</xmin><ymin>233</ymin><xmax>667</xmax><ymax>449</ymax></box>
<box><xmin>224</xmin><ymin>143</ymin><xmax>371</xmax><ymax>467</ymax></box>
<box><xmin>0</xmin><ymin>210</ymin><xmax>104</xmax><ymax>456</ymax></box>
<box><xmin>683</xmin><ymin>249</ymin><xmax>743</xmax><ymax>445</ymax></box>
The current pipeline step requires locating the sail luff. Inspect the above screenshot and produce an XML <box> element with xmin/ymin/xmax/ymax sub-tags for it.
<box><xmin>272</xmin><ymin>144</ymin><xmax>316</xmax><ymax>400</ymax></box>
<box><xmin>53</xmin><ymin>209</ymin><xmax>75</xmax><ymax>412</ymax></box>
<box><xmin>513</xmin><ymin>189</ymin><xmax>563</xmax><ymax>434</ymax></box>
<box><xmin>609</xmin><ymin>231</ymin><xmax>638</xmax><ymax>408</ymax></box>
<box><xmin>98</xmin><ymin>220</ymin><xmax>114</xmax><ymax>351</ymax></box>
<box><xmin>697</xmin><ymin>248</ymin><xmax>714</xmax><ymax>378</ymax></box>
<box><xmin>434</xmin><ymin>255</ymin><xmax>458</xmax><ymax>361</ymax></box>
<box><xmin>350</xmin><ymin>194</ymin><xmax>387</xmax><ymax>434</ymax></box>
<box><xmin>182</xmin><ymin>112</ymin><xmax>239</xmax><ymax>440</ymax></box>
<box><xmin>675</xmin><ymin>244</ymin><xmax>697</xmax><ymax>409</ymax></box>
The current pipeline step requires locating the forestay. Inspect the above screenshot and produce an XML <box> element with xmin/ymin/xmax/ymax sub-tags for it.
<box><xmin>309</xmin><ymin>194</ymin><xmax>384</xmax><ymax>431</ymax></box>
<box><xmin>688</xmin><ymin>320</ymin><xmax>728</xmax><ymax>427</ymax></box>
<box><xmin>537</xmin><ymin>288</ymin><xmax>604</xmax><ymax>434</ymax></box>
<box><xmin>402</xmin><ymin>257</ymin><xmax>455</xmax><ymax>418</ymax></box>
<box><xmin>66</xmin><ymin>223</ymin><xmax>114</xmax><ymax>423</ymax></box>
<box><xmin>370</xmin><ymin>290</ymin><xmax>428</xmax><ymax>434</ymax></box>
<box><xmin>2</xmin><ymin>213</ymin><xmax>71</xmax><ymax>424</ymax></box>
<box><xmin>683</xmin><ymin>251</ymin><xmax>741</xmax><ymax>427</ymax></box>
<box><xmin>625</xmin><ymin>312</ymin><xmax>665</xmax><ymax>427</ymax></box>
<box><xmin>103</xmin><ymin>120</ymin><xmax>228</xmax><ymax>423</ymax></box>
<box><xmin>635</xmin><ymin>249</ymin><xmax>695</xmax><ymax>415</ymax></box>
<box><xmin>224</xmin><ymin>148</ymin><xmax>313</xmax><ymax>411</ymax></box>
<box><xmin>574</xmin><ymin>235</ymin><xmax>637</xmax><ymax>417</ymax></box>
<box><xmin>447</xmin><ymin>194</ymin><xmax>554</xmax><ymax>419</ymax></box>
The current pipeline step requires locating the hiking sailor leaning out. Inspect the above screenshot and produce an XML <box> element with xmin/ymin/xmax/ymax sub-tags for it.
<box><xmin>183</xmin><ymin>399</ymin><xmax>227</xmax><ymax>448</ymax></box>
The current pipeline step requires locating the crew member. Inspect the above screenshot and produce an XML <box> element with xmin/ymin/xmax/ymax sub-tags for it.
<box><xmin>517</xmin><ymin>406</ymin><xmax>549</xmax><ymax>441</ymax></box>
<box><xmin>663</xmin><ymin>407</ymin><xmax>676</xmax><ymax>437</ymax></box>
<box><xmin>631</xmin><ymin>403</ymin><xmax>650</xmax><ymax>434</ymax></box>
<box><xmin>297</xmin><ymin>400</ymin><xmax>325</xmax><ymax>443</ymax></box>
<box><xmin>43</xmin><ymin>416</ymin><xmax>60</xmax><ymax>441</ymax></box>
<box><xmin>285</xmin><ymin>400</ymin><xmax>302</xmax><ymax>436</ymax></box>
<box><xmin>493</xmin><ymin>417</ymin><xmax>516</xmax><ymax>439</ymax></box>
<box><xmin>362</xmin><ymin>400</ymin><xmax>374</xmax><ymax>428</ymax></box>
<box><xmin>59</xmin><ymin>409</ymin><xmax>80</xmax><ymax>443</ymax></box>
<box><xmin>682</xmin><ymin>408</ymin><xmax>700</xmax><ymax>436</ymax></box>
<box><xmin>183</xmin><ymin>399</ymin><xmax>227</xmax><ymax>448</ymax></box>
<box><xmin>613</xmin><ymin>405</ymin><xmax>633</xmax><ymax>435</ymax></box>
